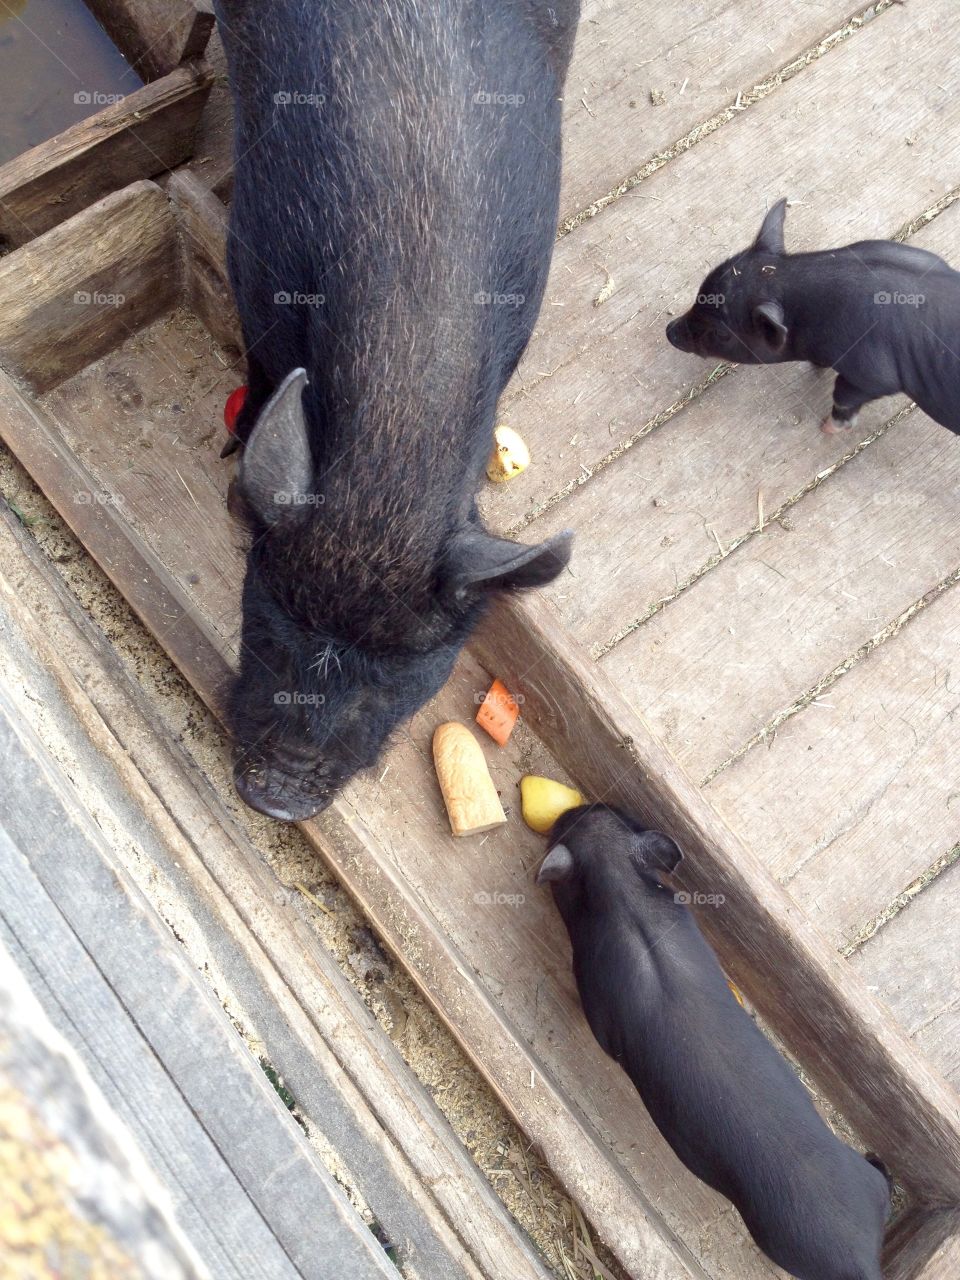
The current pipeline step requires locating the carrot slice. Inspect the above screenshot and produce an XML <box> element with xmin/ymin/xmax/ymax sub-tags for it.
<box><xmin>475</xmin><ymin>678</ymin><xmax>520</xmax><ymax>746</ymax></box>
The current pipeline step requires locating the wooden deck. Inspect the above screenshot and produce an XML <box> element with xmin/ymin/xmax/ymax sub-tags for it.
<box><xmin>1</xmin><ymin>1</ymin><xmax>959</xmax><ymax>1277</ymax></box>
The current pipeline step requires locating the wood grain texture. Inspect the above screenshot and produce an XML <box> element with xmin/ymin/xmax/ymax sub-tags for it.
<box><xmin>0</xmin><ymin>501</ymin><xmax>552</xmax><ymax>1280</ymax></box>
<box><xmin>0</xmin><ymin>52</ymin><xmax>957</xmax><ymax>1276</ymax></box>
<box><xmin>559</xmin><ymin>0</ymin><xmax>848</xmax><ymax>220</ymax></box>
<box><xmin>0</xmin><ymin>372</ymin><xmax>227</xmax><ymax>702</ymax></box>
<box><xmin>480</xmin><ymin>0</ymin><xmax>959</xmax><ymax>535</ymax></box>
<box><xmin>0</xmin><ymin>369</ymin><xmax>754</xmax><ymax>1278</ymax></box>
<box><xmin>0</xmin><ymin>933</ymin><xmax>205</xmax><ymax>1279</ymax></box>
<box><xmin>602</xmin><ymin>415</ymin><xmax>960</xmax><ymax>781</ymax></box>
<box><xmin>883</xmin><ymin>1209</ymin><xmax>960</xmax><ymax>1280</ymax></box>
<box><xmin>85</xmin><ymin>0</ymin><xmax>215</xmax><ymax>80</ymax></box>
<box><xmin>166</xmin><ymin>171</ymin><xmax>242</xmax><ymax>353</ymax></box>
<box><xmin>0</xmin><ymin>347</ymin><xmax>714</xmax><ymax>1273</ymax></box>
<box><xmin>0</xmin><ymin>182</ymin><xmax>178</xmax><ymax>392</ymax></box>
<box><xmin>0</xmin><ymin>696</ymin><xmax>396</xmax><ymax>1280</ymax></box>
<box><xmin>705</xmin><ymin>572</ymin><xmax>960</xmax><ymax>950</ymax></box>
<box><xmin>0</xmin><ymin>64</ymin><xmax>213</xmax><ymax>248</ymax></box>
<box><xmin>854</xmin><ymin>856</ymin><xmax>960</xmax><ymax>1088</ymax></box>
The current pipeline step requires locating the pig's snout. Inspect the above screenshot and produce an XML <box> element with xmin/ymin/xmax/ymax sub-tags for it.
<box><xmin>233</xmin><ymin>758</ymin><xmax>333</xmax><ymax>822</ymax></box>
<box><xmin>666</xmin><ymin>317</ymin><xmax>692</xmax><ymax>352</ymax></box>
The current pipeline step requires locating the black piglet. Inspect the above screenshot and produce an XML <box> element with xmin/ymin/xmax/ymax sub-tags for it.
<box><xmin>538</xmin><ymin>804</ymin><xmax>890</xmax><ymax>1280</ymax></box>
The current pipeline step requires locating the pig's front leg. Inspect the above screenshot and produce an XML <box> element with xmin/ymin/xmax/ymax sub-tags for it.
<box><xmin>820</xmin><ymin>375</ymin><xmax>875</xmax><ymax>435</ymax></box>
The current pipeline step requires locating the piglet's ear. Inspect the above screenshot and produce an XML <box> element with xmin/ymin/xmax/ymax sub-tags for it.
<box><xmin>752</xmin><ymin>198</ymin><xmax>788</xmax><ymax>255</ymax></box>
<box><xmin>444</xmin><ymin>527</ymin><xmax>572</xmax><ymax>601</ymax></box>
<box><xmin>239</xmin><ymin>368</ymin><xmax>314</xmax><ymax>526</ymax></box>
<box><xmin>537</xmin><ymin>844</ymin><xmax>575</xmax><ymax>884</ymax></box>
<box><xmin>631</xmin><ymin>830</ymin><xmax>683</xmax><ymax>874</ymax></box>
<box><xmin>752</xmin><ymin>300</ymin><xmax>788</xmax><ymax>353</ymax></box>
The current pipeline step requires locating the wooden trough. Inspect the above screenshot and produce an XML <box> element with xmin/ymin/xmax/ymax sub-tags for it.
<box><xmin>1</xmin><ymin>1</ymin><xmax>959</xmax><ymax>1277</ymax></box>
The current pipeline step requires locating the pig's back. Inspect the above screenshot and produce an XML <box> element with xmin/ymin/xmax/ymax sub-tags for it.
<box><xmin>217</xmin><ymin>0</ymin><xmax>576</xmax><ymax>474</ymax></box>
<box><xmin>576</xmin><ymin>914</ymin><xmax>888</xmax><ymax>1277</ymax></box>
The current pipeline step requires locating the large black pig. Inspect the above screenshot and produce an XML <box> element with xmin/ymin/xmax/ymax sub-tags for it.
<box><xmin>215</xmin><ymin>0</ymin><xmax>579</xmax><ymax>819</ymax></box>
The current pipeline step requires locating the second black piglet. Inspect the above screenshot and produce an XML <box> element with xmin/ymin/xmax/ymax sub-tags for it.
<box><xmin>538</xmin><ymin>804</ymin><xmax>890</xmax><ymax>1280</ymax></box>
<box><xmin>667</xmin><ymin>198</ymin><xmax>960</xmax><ymax>436</ymax></box>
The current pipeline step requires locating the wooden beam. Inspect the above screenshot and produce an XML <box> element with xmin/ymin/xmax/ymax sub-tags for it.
<box><xmin>0</xmin><ymin>374</ymin><xmax>228</xmax><ymax>698</ymax></box>
<box><xmin>0</xmin><ymin>63</ymin><xmax>213</xmax><ymax>249</ymax></box>
<box><xmin>84</xmin><ymin>0</ymin><xmax>216</xmax><ymax>81</ymax></box>
<box><xmin>0</xmin><ymin>181</ymin><xmax>177</xmax><ymax>392</ymax></box>
<box><xmin>166</xmin><ymin>170</ymin><xmax>242</xmax><ymax>353</ymax></box>
<box><xmin>883</xmin><ymin>1208</ymin><xmax>960</xmax><ymax>1280</ymax></box>
<box><xmin>470</xmin><ymin>592</ymin><xmax>960</xmax><ymax>1205</ymax></box>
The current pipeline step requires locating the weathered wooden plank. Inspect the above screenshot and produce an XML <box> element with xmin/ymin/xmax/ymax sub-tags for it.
<box><xmin>480</xmin><ymin>0</ymin><xmax>959</xmax><ymax>536</ymax></box>
<box><xmin>883</xmin><ymin>1208</ymin><xmax>960</xmax><ymax>1280</ymax></box>
<box><xmin>85</xmin><ymin>0</ymin><xmax>215</xmax><ymax>81</ymax></box>
<box><xmin>528</xmin><ymin>198</ymin><xmax>960</xmax><ymax>657</ymax></box>
<box><xmin>0</xmin><ymin>64</ymin><xmax>213</xmax><ymax>248</ymax></box>
<box><xmin>0</xmin><ymin>932</ymin><xmax>206</xmax><ymax>1279</ymax></box>
<box><xmin>0</xmin><ymin>372</ymin><xmax>228</xmax><ymax>700</ymax></box>
<box><xmin>559</xmin><ymin>0</ymin><xmax>855</xmax><ymax>221</ymax></box>
<box><xmin>0</xmin><ymin>786</ymin><xmax>303</xmax><ymax>1278</ymax></box>
<box><xmin>471</xmin><ymin>593</ymin><xmax>960</xmax><ymax>1206</ymax></box>
<box><xmin>705</xmin><ymin>577</ymin><xmax>960</xmax><ymax>950</ymax></box>
<box><xmin>0</xmin><ymin>367</ymin><xmax>711</xmax><ymax>1273</ymax></box>
<box><xmin>166</xmin><ymin>170</ymin><xmax>242</xmax><ymax>353</ymax></box>
<box><xmin>0</xmin><ymin>687</ymin><xmax>398</xmax><ymax>1280</ymax></box>
<box><xmin>0</xmin><ymin>181</ymin><xmax>178</xmax><ymax>392</ymax></box>
<box><xmin>0</xmin><ymin>500</ymin><xmax>551</xmax><ymax>1280</ymax></box>
<box><xmin>601</xmin><ymin>414</ymin><xmax>960</xmax><ymax>781</ymax></box>
<box><xmin>853</xmin><ymin>855</ymin><xmax>960</xmax><ymax>1088</ymax></box>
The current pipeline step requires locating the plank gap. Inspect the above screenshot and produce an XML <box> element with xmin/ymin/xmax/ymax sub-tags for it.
<box><xmin>558</xmin><ymin>0</ymin><xmax>902</xmax><ymax>237</ymax></box>
<box><xmin>841</xmin><ymin>841</ymin><xmax>960</xmax><ymax>957</ymax></box>
<box><xmin>701</xmin><ymin>565</ymin><xmax>960</xmax><ymax>788</ymax></box>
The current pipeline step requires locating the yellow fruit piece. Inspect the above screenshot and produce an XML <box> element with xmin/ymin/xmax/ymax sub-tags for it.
<box><xmin>520</xmin><ymin>775</ymin><xmax>584</xmax><ymax>835</ymax></box>
<box><xmin>486</xmin><ymin>425</ymin><xmax>530</xmax><ymax>482</ymax></box>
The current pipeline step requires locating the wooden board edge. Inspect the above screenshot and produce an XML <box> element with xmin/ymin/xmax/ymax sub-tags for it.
<box><xmin>0</xmin><ymin>182</ymin><xmax>179</xmax><ymax>391</ymax></box>
<box><xmin>883</xmin><ymin>1207</ymin><xmax>960</xmax><ymax>1280</ymax></box>
<box><xmin>165</xmin><ymin>169</ymin><xmax>242</xmax><ymax>353</ymax></box>
<box><xmin>0</xmin><ymin>422</ymin><xmax>705</xmax><ymax>1275</ymax></box>
<box><xmin>84</xmin><ymin>0</ymin><xmax>216</xmax><ymax>81</ymax></box>
<box><xmin>0</xmin><ymin>372</ymin><xmax>228</xmax><ymax>698</ymax></box>
<box><xmin>0</xmin><ymin>689</ymin><xmax>398</xmax><ymax>1280</ymax></box>
<box><xmin>469</xmin><ymin>593</ymin><xmax>960</xmax><ymax>1205</ymax></box>
<box><xmin>0</xmin><ymin>932</ymin><xmax>207</xmax><ymax>1278</ymax></box>
<box><xmin>0</xmin><ymin>63</ymin><xmax>214</xmax><ymax>248</ymax></box>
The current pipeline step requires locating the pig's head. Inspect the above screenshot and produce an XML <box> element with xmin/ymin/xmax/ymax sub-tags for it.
<box><xmin>666</xmin><ymin>199</ymin><xmax>792</xmax><ymax>365</ymax></box>
<box><xmin>537</xmin><ymin>804</ymin><xmax>683</xmax><ymax>920</ymax></box>
<box><xmin>228</xmin><ymin>369</ymin><xmax>571</xmax><ymax>821</ymax></box>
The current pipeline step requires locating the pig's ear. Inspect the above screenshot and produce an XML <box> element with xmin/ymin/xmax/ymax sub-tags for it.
<box><xmin>631</xmin><ymin>830</ymin><xmax>683</xmax><ymax>874</ymax></box>
<box><xmin>444</xmin><ymin>528</ymin><xmax>572</xmax><ymax>599</ymax></box>
<box><xmin>752</xmin><ymin>300</ymin><xmax>788</xmax><ymax>353</ymax></box>
<box><xmin>752</xmin><ymin>198</ymin><xmax>788</xmax><ymax>255</ymax></box>
<box><xmin>537</xmin><ymin>844</ymin><xmax>575</xmax><ymax>884</ymax></box>
<box><xmin>239</xmin><ymin>368</ymin><xmax>314</xmax><ymax>526</ymax></box>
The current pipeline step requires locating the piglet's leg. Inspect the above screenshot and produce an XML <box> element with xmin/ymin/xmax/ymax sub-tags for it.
<box><xmin>821</xmin><ymin>376</ymin><xmax>874</xmax><ymax>435</ymax></box>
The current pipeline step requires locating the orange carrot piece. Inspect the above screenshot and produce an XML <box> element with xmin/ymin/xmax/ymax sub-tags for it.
<box><xmin>475</xmin><ymin>678</ymin><xmax>520</xmax><ymax>746</ymax></box>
